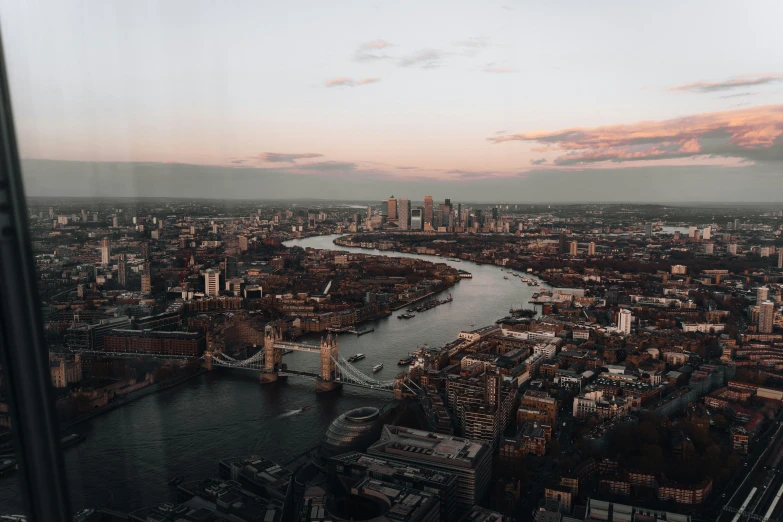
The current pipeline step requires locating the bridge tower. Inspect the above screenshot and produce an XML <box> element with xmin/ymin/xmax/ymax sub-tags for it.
<box><xmin>316</xmin><ymin>333</ymin><xmax>341</xmax><ymax>393</ymax></box>
<box><xmin>260</xmin><ymin>324</ymin><xmax>282</xmax><ymax>384</ymax></box>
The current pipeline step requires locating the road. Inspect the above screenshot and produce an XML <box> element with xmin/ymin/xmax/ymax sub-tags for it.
<box><xmin>719</xmin><ymin>420</ymin><xmax>783</xmax><ymax>522</ymax></box>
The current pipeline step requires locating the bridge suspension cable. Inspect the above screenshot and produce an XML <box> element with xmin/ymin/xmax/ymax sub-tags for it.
<box><xmin>331</xmin><ymin>355</ymin><xmax>396</xmax><ymax>391</ymax></box>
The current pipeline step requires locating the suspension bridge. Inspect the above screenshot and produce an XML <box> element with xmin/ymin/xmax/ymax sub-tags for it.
<box><xmin>205</xmin><ymin>325</ymin><xmax>418</xmax><ymax>394</ymax></box>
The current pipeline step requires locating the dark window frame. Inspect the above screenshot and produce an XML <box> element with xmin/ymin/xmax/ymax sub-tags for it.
<box><xmin>0</xmin><ymin>26</ymin><xmax>73</xmax><ymax>522</ymax></box>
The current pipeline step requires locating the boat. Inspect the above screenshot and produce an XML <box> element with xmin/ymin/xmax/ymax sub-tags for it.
<box><xmin>356</xmin><ymin>327</ymin><xmax>374</xmax><ymax>336</ymax></box>
<box><xmin>61</xmin><ymin>433</ymin><xmax>86</xmax><ymax>449</ymax></box>
<box><xmin>301</xmin><ymin>406</ymin><xmax>311</xmax><ymax>411</ymax></box>
<box><xmin>348</xmin><ymin>354</ymin><xmax>365</xmax><ymax>362</ymax></box>
<box><xmin>168</xmin><ymin>476</ymin><xmax>184</xmax><ymax>486</ymax></box>
<box><xmin>503</xmin><ymin>276</ymin><xmax>508</xmax><ymax>279</ymax></box>
<box><xmin>398</xmin><ymin>356</ymin><xmax>414</xmax><ymax>365</ymax></box>
<box><xmin>372</xmin><ymin>363</ymin><xmax>383</xmax><ymax>373</ymax></box>
<box><xmin>398</xmin><ymin>312</ymin><xmax>415</xmax><ymax>319</ymax></box>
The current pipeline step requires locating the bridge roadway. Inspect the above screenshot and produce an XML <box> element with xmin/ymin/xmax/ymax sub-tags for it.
<box><xmin>720</xmin><ymin>416</ymin><xmax>783</xmax><ymax>522</ymax></box>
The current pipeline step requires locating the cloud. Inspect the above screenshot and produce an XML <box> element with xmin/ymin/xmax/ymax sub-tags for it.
<box><xmin>257</xmin><ymin>152</ymin><xmax>323</xmax><ymax>163</ymax></box>
<box><xmin>447</xmin><ymin>169</ymin><xmax>498</xmax><ymax>180</ymax></box>
<box><xmin>396</xmin><ymin>166</ymin><xmax>417</xmax><ymax>170</ymax></box>
<box><xmin>399</xmin><ymin>48</ymin><xmax>446</xmax><ymax>69</ymax></box>
<box><xmin>670</xmin><ymin>74</ymin><xmax>782</xmax><ymax>93</ymax></box>
<box><xmin>720</xmin><ymin>92</ymin><xmax>756</xmax><ymax>99</ymax></box>
<box><xmin>490</xmin><ymin>105</ymin><xmax>783</xmax><ymax>165</ymax></box>
<box><xmin>230</xmin><ymin>159</ymin><xmax>247</xmax><ymax>165</ymax></box>
<box><xmin>529</xmin><ymin>158</ymin><xmax>547</xmax><ymax>165</ymax></box>
<box><xmin>324</xmin><ymin>77</ymin><xmax>380</xmax><ymax>87</ymax></box>
<box><xmin>295</xmin><ymin>161</ymin><xmax>357</xmax><ymax>172</ymax></box>
<box><xmin>361</xmin><ymin>39</ymin><xmax>393</xmax><ymax>50</ymax></box>
<box><xmin>355</xmin><ymin>40</ymin><xmax>394</xmax><ymax>61</ymax></box>
<box><xmin>483</xmin><ymin>67</ymin><xmax>516</xmax><ymax>74</ymax></box>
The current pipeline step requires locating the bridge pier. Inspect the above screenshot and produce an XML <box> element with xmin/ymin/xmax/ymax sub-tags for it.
<box><xmin>259</xmin><ymin>371</ymin><xmax>279</xmax><ymax>384</ymax></box>
<box><xmin>317</xmin><ymin>333</ymin><xmax>341</xmax><ymax>393</ymax></box>
<box><xmin>260</xmin><ymin>324</ymin><xmax>283</xmax><ymax>385</ymax></box>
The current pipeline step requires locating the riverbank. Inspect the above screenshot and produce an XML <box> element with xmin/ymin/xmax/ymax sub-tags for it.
<box><xmin>60</xmin><ymin>369</ymin><xmax>207</xmax><ymax>430</ymax></box>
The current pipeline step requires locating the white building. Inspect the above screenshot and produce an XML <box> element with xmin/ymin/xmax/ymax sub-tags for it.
<box><xmin>671</xmin><ymin>265</ymin><xmax>687</xmax><ymax>275</ymax></box>
<box><xmin>618</xmin><ymin>309</ymin><xmax>633</xmax><ymax>336</ymax></box>
<box><xmin>204</xmin><ymin>268</ymin><xmax>220</xmax><ymax>297</ymax></box>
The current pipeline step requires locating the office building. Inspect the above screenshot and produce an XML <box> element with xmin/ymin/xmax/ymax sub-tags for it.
<box><xmin>100</xmin><ymin>237</ymin><xmax>111</xmax><ymax>265</ymax></box>
<box><xmin>518</xmin><ymin>390</ymin><xmax>558</xmax><ymax>426</ymax></box>
<box><xmin>366</xmin><ymin>205</ymin><xmax>372</xmax><ymax>219</ymax></box>
<box><xmin>381</xmin><ymin>199</ymin><xmax>389</xmax><ymax>217</ymax></box>
<box><xmin>225</xmin><ymin>256</ymin><xmax>239</xmax><ymax>279</ymax></box>
<box><xmin>204</xmin><ymin>268</ymin><xmax>220</xmax><ymax>297</ymax></box>
<box><xmin>569</xmin><ymin>241</ymin><xmax>578</xmax><ymax>256</ymax></box>
<box><xmin>328</xmin><ymin>452</ymin><xmax>458</xmax><ymax>522</ymax></box>
<box><xmin>760</xmin><ymin>301</ymin><xmax>775</xmax><ymax>334</ymax></box>
<box><xmin>103</xmin><ymin>329</ymin><xmax>206</xmax><ymax>357</ymax></box>
<box><xmin>140</xmin><ymin>241</ymin><xmax>150</xmax><ymax>261</ymax></box>
<box><xmin>239</xmin><ymin>235</ymin><xmax>249</xmax><ymax>252</ymax></box>
<box><xmin>618</xmin><ymin>309</ymin><xmax>632</xmax><ymax>335</ymax></box>
<box><xmin>424</xmin><ymin>196</ymin><xmax>434</xmax><ymax>225</ymax></box>
<box><xmin>704</xmin><ymin>243</ymin><xmax>713</xmax><ymax>254</ymax></box>
<box><xmin>758</xmin><ymin>287</ymin><xmax>769</xmax><ymax>303</ymax></box>
<box><xmin>141</xmin><ymin>273</ymin><xmax>152</xmax><ymax>294</ymax></box>
<box><xmin>398</xmin><ymin>198</ymin><xmax>411</xmax><ymax>230</ymax></box>
<box><xmin>588</xmin><ymin>242</ymin><xmax>596</xmax><ymax>256</ymax></box>
<box><xmin>734</xmin><ymin>218</ymin><xmax>740</xmax><ymax>230</ymax></box>
<box><xmin>388</xmin><ymin>195</ymin><xmax>397</xmax><ymax>220</ymax></box>
<box><xmin>584</xmin><ymin>499</ymin><xmax>691</xmax><ymax>522</ymax></box>
<box><xmin>65</xmin><ymin>316</ymin><xmax>133</xmax><ymax>351</ymax></box>
<box><xmin>411</xmin><ymin>208</ymin><xmax>423</xmax><ymax>230</ymax></box>
<box><xmin>671</xmin><ymin>265</ymin><xmax>687</xmax><ymax>275</ymax></box>
<box><xmin>368</xmin><ymin>425</ymin><xmax>492</xmax><ymax>515</ymax></box>
<box><xmin>117</xmin><ymin>253</ymin><xmax>127</xmax><ymax>287</ymax></box>
<box><xmin>702</xmin><ymin>226</ymin><xmax>711</xmax><ymax>240</ymax></box>
<box><xmin>728</xmin><ymin>243</ymin><xmax>738</xmax><ymax>255</ymax></box>
<box><xmin>645</xmin><ymin>223</ymin><xmax>653</xmax><ymax>237</ymax></box>
<box><xmin>688</xmin><ymin>226</ymin><xmax>697</xmax><ymax>238</ymax></box>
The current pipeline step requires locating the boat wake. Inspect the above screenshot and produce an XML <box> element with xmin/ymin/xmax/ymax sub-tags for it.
<box><xmin>278</xmin><ymin>409</ymin><xmax>303</xmax><ymax>418</ymax></box>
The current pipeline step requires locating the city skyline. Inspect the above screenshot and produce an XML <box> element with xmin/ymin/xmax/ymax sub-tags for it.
<box><xmin>1</xmin><ymin>0</ymin><xmax>782</xmax><ymax>201</ymax></box>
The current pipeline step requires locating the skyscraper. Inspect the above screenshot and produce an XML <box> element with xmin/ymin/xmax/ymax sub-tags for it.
<box><xmin>645</xmin><ymin>223</ymin><xmax>653</xmax><ymax>237</ymax></box>
<box><xmin>388</xmin><ymin>195</ymin><xmax>397</xmax><ymax>220</ymax></box>
<box><xmin>410</xmin><ymin>208</ymin><xmax>423</xmax><ymax>230</ymax></box>
<box><xmin>569</xmin><ymin>241</ymin><xmax>578</xmax><ymax>256</ymax></box>
<box><xmin>702</xmin><ymin>226</ymin><xmax>711</xmax><ymax>240</ymax></box>
<box><xmin>100</xmin><ymin>238</ymin><xmax>111</xmax><ymax>265</ymax></box>
<box><xmin>778</xmin><ymin>250</ymin><xmax>782</xmax><ymax>269</ymax></box>
<box><xmin>204</xmin><ymin>269</ymin><xmax>220</xmax><ymax>297</ymax></box>
<box><xmin>141</xmin><ymin>273</ymin><xmax>152</xmax><ymax>294</ymax></box>
<box><xmin>758</xmin><ymin>287</ymin><xmax>769</xmax><ymax>303</ymax></box>
<box><xmin>117</xmin><ymin>253</ymin><xmax>127</xmax><ymax>287</ymax></box>
<box><xmin>759</xmin><ymin>301</ymin><xmax>775</xmax><ymax>334</ymax></box>
<box><xmin>367</xmin><ymin>205</ymin><xmax>372</xmax><ymax>219</ymax></box>
<box><xmin>618</xmin><ymin>309</ymin><xmax>632</xmax><ymax>335</ymax></box>
<box><xmin>398</xmin><ymin>198</ymin><xmax>411</xmax><ymax>230</ymax></box>
<box><xmin>423</xmin><ymin>196</ymin><xmax>433</xmax><ymax>225</ymax></box>
<box><xmin>140</xmin><ymin>241</ymin><xmax>150</xmax><ymax>262</ymax></box>
<box><xmin>588</xmin><ymin>242</ymin><xmax>596</xmax><ymax>256</ymax></box>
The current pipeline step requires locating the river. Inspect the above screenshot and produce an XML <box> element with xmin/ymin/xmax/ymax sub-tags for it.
<box><xmin>0</xmin><ymin>234</ymin><xmax>547</xmax><ymax>514</ymax></box>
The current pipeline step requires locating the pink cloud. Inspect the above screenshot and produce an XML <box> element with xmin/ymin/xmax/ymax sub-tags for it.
<box><xmin>490</xmin><ymin>105</ymin><xmax>783</xmax><ymax>165</ymax></box>
<box><xmin>324</xmin><ymin>77</ymin><xmax>380</xmax><ymax>87</ymax></box>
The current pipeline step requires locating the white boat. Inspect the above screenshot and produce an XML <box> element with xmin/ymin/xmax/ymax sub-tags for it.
<box><xmin>372</xmin><ymin>363</ymin><xmax>383</xmax><ymax>373</ymax></box>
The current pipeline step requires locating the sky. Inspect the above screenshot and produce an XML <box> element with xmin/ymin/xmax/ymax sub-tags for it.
<box><xmin>1</xmin><ymin>0</ymin><xmax>782</xmax><ymax>201</ymax></box>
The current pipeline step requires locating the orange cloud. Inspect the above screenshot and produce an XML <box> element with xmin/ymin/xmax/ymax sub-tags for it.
<box><xmin>490</xmin><ymin>105</ymin><xmax>783</xmax><ymax>165</ymax></box>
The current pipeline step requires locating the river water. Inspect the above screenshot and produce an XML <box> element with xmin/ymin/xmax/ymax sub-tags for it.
<box><xmin>0</xmin><ymin>235</ymin><xmax>547</xmax><ymax>514</ymax></box>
